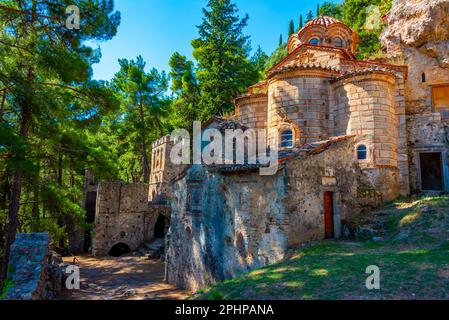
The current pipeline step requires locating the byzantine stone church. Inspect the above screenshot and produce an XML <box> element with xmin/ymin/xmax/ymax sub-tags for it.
<box><xmin>86</xmin><ymin>12</ymin><xmax>449</xmax><ymax>291</ymax></box>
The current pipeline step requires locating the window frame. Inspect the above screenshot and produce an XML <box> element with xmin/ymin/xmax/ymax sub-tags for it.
<box><xmin>309</xmin><ymin>38</ymin><xmax>319</xmax><ymax>45</ymax></box>
<box><xmin>357</xmin><ymin>145</ymin><xmax>368</xmax><ymax>161</ymax></box>
<box><xmin>431</xmin><ymin>84</ymin><xmax>449</xmax><ymax>117</ymax></box>
<box><xmin>333</xmin><ymin>37</ymin><xmax>344</xmax><ymax>48</ymax></box>
<box><xmin>280</xmin><ymin>129</ymin><xmax>294</xmax><ymax>149</ymax></box>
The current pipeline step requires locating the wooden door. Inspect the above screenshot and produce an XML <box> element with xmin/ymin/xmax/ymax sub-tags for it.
<box><xmin>324</xmin><ymin>192</ymin><xmax>334</xmax><ymax>239</ymax></box>
<box><xmin>420</xmin><ymin>153</ymin><xmax>444</xmax><ymax>191</ymax></box>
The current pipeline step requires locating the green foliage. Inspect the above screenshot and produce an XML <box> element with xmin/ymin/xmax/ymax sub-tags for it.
<box><xmin>288</xmin><ymin>20</ymin><xmax>295</xmax><ymax>36</ymax></box>
<box><xmin>251</xmin><ymin>46</ymin><xmax>269</xmax><ymax>81</ymax></box>
<box><xmin>192</xmin><ymin>0</ymin><xmax>259</xmax><ymax>118</ymax></box>
<box><xmin>111</xmin><ymin>56</ymin><xmax>169</xmax><ymax>182</ymax></box>
<box><xmin>318</xmin><ymin>2</ymin><xmax>343</xmax><ymax>19</ymax></box>
<box><xmin>196</xmin><ymin>196</ymin><xmax>449</xmax><ymax>300</ymax></box>
<box><xmin>265</xmin><ymin>46</ymin><xmax>289</xmax><ymax>71</ymax></box>
<box><xmin>341</xmin><ymin>0</ymin><xmax>393</xmax><ymax>59</ymax></box>
<box><xmin>0</xmin><ymin>278</ymin><xmax>14</xmax><ymax>300</ymax></box>
<box><xmin>306</xmin><ymin>10</ymin><xmax>314</xmax><ymax>22</ymax></box>
<box><xmin>0</xmin><ymin>0</ymin><xmax>121</xmax><ymax>255</ymax></box>
<box><xmin>298</xmin><ymin>14</ymin><xmax>304</xmax><ymax>31</ymax></box>
<box><xmin>168</xmin><ymin>52</ymin><xmax>201</xmax><ymax>130</ymax></box>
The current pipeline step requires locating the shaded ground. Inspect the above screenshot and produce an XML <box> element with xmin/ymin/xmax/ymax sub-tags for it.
<box><xmin>196</xmin><ymin>196</ymin><xmax>449</xmax><ymax>300</ymax></box>
<box><xmin>61</xmin><ymin>254</ymin><xmax>189</xmax><ymax>300</ymax></box>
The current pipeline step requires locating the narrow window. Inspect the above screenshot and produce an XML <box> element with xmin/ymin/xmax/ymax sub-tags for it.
<box><xmin>280</xmin><ymin>130</ymin><xmax>294</xmax><ymax>148</ymax></box>
<box><xmin>357</xmin><ymin>145</ymin><xmax>367</xmax><ymax>160</ymax></box>
<box><xmin>422</xmin><ymin>73</ymin><xmax>426</xmax><ymax>83</ymax></box>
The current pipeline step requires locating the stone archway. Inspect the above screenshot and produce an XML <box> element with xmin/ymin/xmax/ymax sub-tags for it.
<box><xmin>108</xmin><ymin>243</ymin><xmax>131</xmax><ymax>257</ymax></box>
<box><xmin>154</xmin><ymin>215</ymin><xmax>167</xmax><ymax>239</ymax></box>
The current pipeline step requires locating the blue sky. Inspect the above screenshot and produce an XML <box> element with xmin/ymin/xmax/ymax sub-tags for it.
<box><xmin>89</xmin><ymin>0</ymin><xmax>342</xmax><ymax>81</ymax></box>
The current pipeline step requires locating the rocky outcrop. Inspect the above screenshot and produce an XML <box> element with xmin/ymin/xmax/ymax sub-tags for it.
<box><xmin>382</xmin><ymin>0</ymin><xmax>449</xmax><ymax>67</ymax></box>
<box><xmin>3</xmin><ymin>233</ymin><xmax>63</xmax><ymax>300</ymax></box>
<box><xmin>381</xmin><ymin>0</ymin><xmax>449</xmax><ymax>113</ymax></box>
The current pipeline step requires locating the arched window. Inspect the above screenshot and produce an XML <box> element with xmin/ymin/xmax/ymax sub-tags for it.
<box><xmin>422</xmin><ymin>72</ymin><xmax>426</xmax><ymax>83</ymax></box>
<box><xmin>280</xmin><ymin>130</ymin><xmax>294</xmax><ymax>148</ymax></box>
<box><xmin>333</xmin><ymin>37</ymin><xmax>344</xmax><ymax>48</ymax></box>
<box><xmin>309</xmin><ymin>38</ymin><xmax>319</xmax><ymax>45</ymax></box>
<box><xmin>357</xmin><ymin>145</ymin><xmax>368</xmax><ymax>160</ymax></box>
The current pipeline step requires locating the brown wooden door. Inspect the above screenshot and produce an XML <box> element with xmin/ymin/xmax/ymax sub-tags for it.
<box><xmin>324</xmin><ymin>192</ymin><xmax>334</xmax><ymax>239</ymax></box>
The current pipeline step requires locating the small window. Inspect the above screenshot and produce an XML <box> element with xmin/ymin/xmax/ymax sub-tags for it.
<box><xmin>422</xmin><ymin>73</ymin><xmax>426</xmax><ymax>83</ymax></box>
<box><xmin>309</xmin><ymin>38</ymin><xmax>319</xmax><ymax>45</ymax></box>
<box><xmin>186</xmin><ymin>187</ymin><xmax>203</xmax><ymax>213</ymax></box>
<box><xmin>357</xmin><ymin>145</ymin><xmax>367</xmax><ymax>160</ymax></box>
<box><xmin>280</xmin><ymin>130</ymin><xmax>294</xmax><ymax>148</ymax></box>
<box><xmin>333</xmin><ymin>37</ymin><xmax>343</xmax><ymax>48</ymax></box>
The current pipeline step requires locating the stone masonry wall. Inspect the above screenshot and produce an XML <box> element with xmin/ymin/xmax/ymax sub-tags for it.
<box><xmin>166</xmin><ymin>165</ymin><xmax>286</xmax><ymax>291</ymax></box>
<box><xmin>407</xmin><ymin>113</ymin><xmax>449</xmax><ymax>193</ymax></box>
<box><xmin>166</xmin><ymin>138</ymin><xmax>400</xmax><ymax>291</ymax></box>
<box><xmin>4</xmin><ymin>233</ymin><xmax>62</xmax><ymax>300</ymax></box>
<box><xmin>92</xmin><ymin>183</ymin><xmax>149</xmax><ymax>256</ymax></box>
<box><xmin>284</xmin><ymin>138</ymin><xmax>360</xmax><ymax>245</ymax></box>
<box><xmin>149</xmin><ymin>135</ymin><xmax>188</xmax><ymax>203</ymax></box>
<box><xmin>236</xmin><ymin>95</ymin><xmax>268</xmax><ymax>130</ymax></box>
<box><xmin>331</xmin><ymin>72</ymin><xmax>398</xmax><ymax>168</ymax></box>
<box><xmin>268</xmin><ymin>70</ymin><xmax>336</xmax><ymax>145</ymax></box>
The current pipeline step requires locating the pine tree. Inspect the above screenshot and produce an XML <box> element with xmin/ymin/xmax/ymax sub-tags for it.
<box><xmin>0</xmin><ymin>0</ymin><xmax>120</xmax><ymax>288</ymax></box>
<box><xmin>112</xmin><ymin>56</ymin><xmax>169</xmax><ymax>183</ymax></box>
<box><xmin>317</xmin><ymin>4</ymin><xmax>321</xmax><ymax>17</ymax></box>
<box><xmin>299</xmin><ymin>14</ymin><xmax>304</xmax><ymax>30</ymax></box>
<box><xmin>306</xmin><ymin>10</ymin><xmax>314</xmax><ymax>22</ymax></box>
<box><xmin>251</xmin><ymin>46</ymin><xmax>269</xmax><ymax>81</ymax></box>
<box><xmin>319</xmin><ymin>2</ymin><xmax>343</xmax><ymax>19</ymax></box>
<box><xmin>192</xmin><ymin>0</ymin><xmax>258</xmax><ymax>118</ymax></box>
<box><xmin>279</xmin><ymin>34</ymin><xmax>283</xmax><ymax>46</ymax></box>
<box><xmin>288</xmin><ymin>20</ymin><xmax>295</xmax><ymax>36</ymax></box>
<box><xmin>169</xmin><ymin>52</ymin><xmax>201</xmax><ymax>130</ymax></box>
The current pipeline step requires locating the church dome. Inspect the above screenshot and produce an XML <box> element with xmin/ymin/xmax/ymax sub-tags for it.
<box><xmin>287</xmin><ymin>16</ymin><xmax>359</xmax><ymax>54</ymax></box>
<box><xmin>303</xmin><ymin>16</ymin><xmax>345</xmax><ymax>29</ymax></box>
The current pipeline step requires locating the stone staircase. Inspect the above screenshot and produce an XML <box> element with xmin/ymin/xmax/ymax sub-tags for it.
<box><xmin>144</xmin><ymin>238</ymin><xmax>165</xmax><ymax>261</ymax></box>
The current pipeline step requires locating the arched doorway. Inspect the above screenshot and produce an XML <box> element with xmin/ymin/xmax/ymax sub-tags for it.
<box><xmin>154</xmin><ymin>215</ymin><xmax>166</xmax><ymax>239</ymax></box>
<box><xmin>108</xmin><ymin>243</ymin><xmax>131</xmax><ymax>257</ymax></box>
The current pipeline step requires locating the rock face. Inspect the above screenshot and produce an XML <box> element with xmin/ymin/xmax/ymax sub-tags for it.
<box><xmin>4</xmin><ymin>233</ymin><xmax>62</xmax><ymax>300</ymax></box>
<box><xmin>381</xmin><ymin>0</ymin><xmax>449</xmax><ymax>113</ymax></box>
<box><xmin>382</xmin><ymin>0</ymin><xmax>449</xmax><ymax>57</ymax></box>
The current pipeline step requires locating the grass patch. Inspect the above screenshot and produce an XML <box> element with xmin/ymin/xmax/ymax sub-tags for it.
<box><xmin>195</xmin><ymin>196</ymin><xmax>449</xmax><ymax>300</ymax></box>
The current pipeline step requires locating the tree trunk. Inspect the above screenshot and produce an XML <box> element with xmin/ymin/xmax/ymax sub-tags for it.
<box><xmin>0</xmin><ymin>66</ymin><xmax>33</xmax><ymax>288</ymax></box>
<box><xmin>0</xmin><ymin>89</ymin><xmax>6</xmax><ymax>118</ymax></box>
<box><xmin>138</xmin><ymin>101</ymin><xmax>150</xmax><ymax>183</ymax></box>
<box><xmin>58</xmin><ymin>153</ymin><xmax>63</xmax><ymax>186</ymax></box>
<box><xmin>31</xmin><ymin>161</ymin><xmax>40</xmax><ymax>232</ymax></box>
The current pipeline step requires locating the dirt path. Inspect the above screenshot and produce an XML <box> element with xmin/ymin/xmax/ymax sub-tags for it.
<box><xmin>60</xmin><ymin>255</ymin><xmax>190</xmax><ymax>300</ymax></box>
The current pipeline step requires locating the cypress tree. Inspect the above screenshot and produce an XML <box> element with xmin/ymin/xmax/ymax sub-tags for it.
<box><xmin>192</xmin><ymin>0</ymin><xmax>258</xmax><ymax>117</ymax></box>
<box><xmin>299</xmin><ymin>14</ymin><xmax>304</xmax><ymax>30</ymax></box>
<box><xmin>288</xmin><ymin>20</ymin><xmax>295</xmax><ymax>36</ymax></box>
<box><xmin>306</xmin><ymin>10</ymin><xmax>314</xmax><ymax>22</ymax></box>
